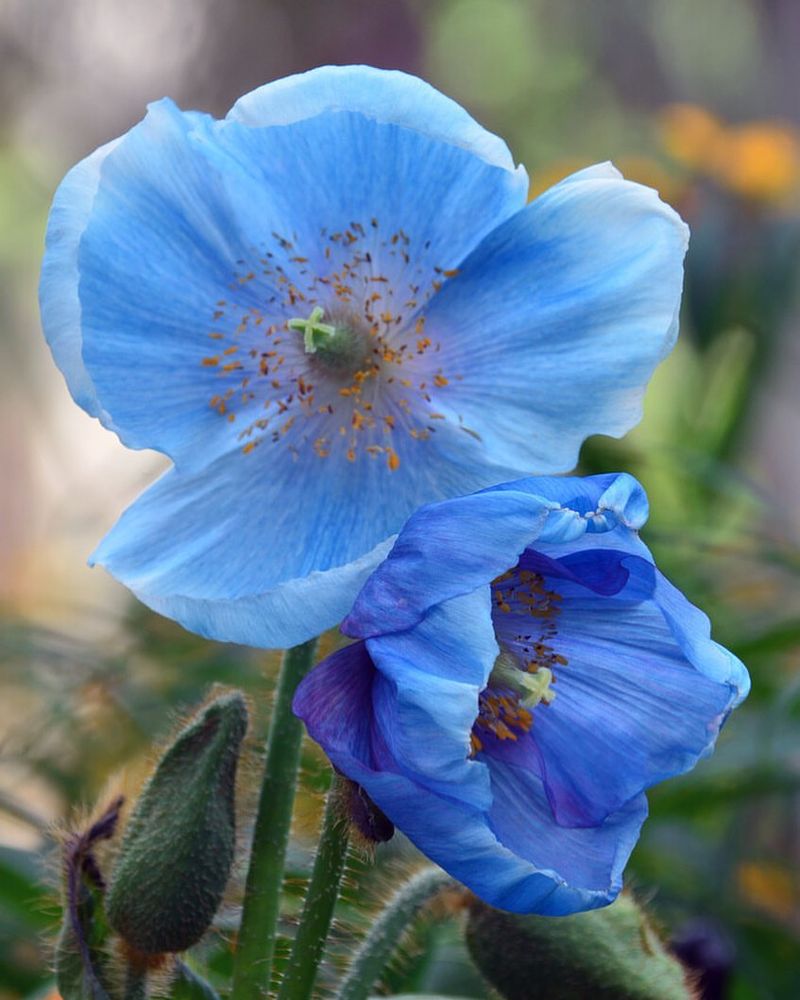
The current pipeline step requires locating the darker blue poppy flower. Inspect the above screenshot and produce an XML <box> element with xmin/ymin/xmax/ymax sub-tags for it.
<box><xmin>40</xmin><ymin>66</ymin><xmax>687</xmax><ymax>648</ymax></box>
<box><xmin>294</xmin><ymin>473</ymin><xmax>748</xmax><ymax>914</ymax></box>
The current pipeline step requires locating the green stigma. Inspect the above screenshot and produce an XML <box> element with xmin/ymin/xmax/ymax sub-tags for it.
<box><xmin>288</xmin><ymin>306</ymin><xmax>365</xmax><ymax>370</ymax></box>
<box><xmin>288</xmin><ymin>306</ymin><xmax>337</xmax><ymax>354</ymax></box>
<box><xmin>490</xmin><ymin>651</ymin><xmax>557</xmax><ymax>708</ymax></box>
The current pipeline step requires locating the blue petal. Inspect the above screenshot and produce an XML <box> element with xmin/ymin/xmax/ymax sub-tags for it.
<box><xmin>367</xmin><ymin>589</ymin><xmax>496</xmax><ymax>809</ymax></box>
<box><xmin>292</xmin><ymin>640</ymin><xmax>377</xmax><ymax>762</ymax></box>
<box><xmin>202</xmin><ymin>107</ymin><xmax>527</xmax><ymax>326</ymax></box>
<box><xmin>345</xmin><ymin>473</ymin><xmax>648</xmax><ymax>639</ymax></box>
<box><xmin>419</xmin><ymin>167</ymin><xmax>689</xmax><ymax>473</ymax></box>
<box><xmin>487</xmin><ymin>472</ymin><xmax>649</xmax><ymax>537</ymax></box>
<box><xmin>655</xmin><ymin>571</ymin><xmax>750</xmax><ymax>706</ymax></box>
<box><xmin>486</xmin><ymin>758</ymin><xmax>647</xmax><ymax>912</ymax></box>
<box><xmin>226</xmin><ymin>65</ymin><xmax>524</xmax><ymax>175</ymax></box>
<box><xmin>75</xmin><ymin>99</ymin><xmax>259</xmax><ymax>468</ymax></box>
<box><xmin>493</xmin><ymin>555</ymin><xmax>742</xmax><ymax>827</ymax></box>
<box><xmin>294</xmin><ymin>635</ymin><xmax>648</xmax><ymax>915</ymax></box>
<box><xmin>39</xmin><ymin>137</ymin><xmax>121</xmax><ymax>422</ymax></box>
<box><xmin>90</xmin><ymin>459</ymin><xmax>396</xmax><ymax>649</ymax></box>
<box><xmin>346</xmin><ymin>489</ymin><xmax>553</xmax><ymax>638</ymax></box>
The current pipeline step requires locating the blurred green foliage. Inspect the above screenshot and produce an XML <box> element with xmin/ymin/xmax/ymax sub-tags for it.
<box><xmin>2</xmin><ymin>1</ymin><xmax>800</xmax><ymax>998</ymax></box>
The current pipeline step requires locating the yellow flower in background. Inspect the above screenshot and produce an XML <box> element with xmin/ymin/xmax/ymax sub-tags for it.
<box><xmin>721</xmin><ymin>123</ymin><xmax>800</xmax><ymax>201</ymax></box>
<box><xmin>660</xmin><ymin>104</ymin><xmax>727</xmax><ymax>173</ymax></box>
<box><xmin>737</xmin><ymin>861</ymin><xmax>798</xmax><ymax>924</ymax></box>
<box><xmin>660</xmin><ymin>103</ymin><xmax>800</xmax><ymax>203</ymax></box>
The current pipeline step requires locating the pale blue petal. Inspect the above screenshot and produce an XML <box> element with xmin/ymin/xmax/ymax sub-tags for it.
<box><xmin>76</xmin><ymin>99</ymin><xmax>260</xmax><ymax>469</ymax></box>
<box><xmin>69</xmin><ymin>90</ymin><xmax>533</xmax><ymax>542</ymax></box>
<box><xmin>90</xmin><ymin>459</ymin><xmax>396</xmax><ymax>648</ymax></box>
<box><xmin>39</xmin><ymin>137</ymin><xmax>121</xmax><ymax>422</ymax></box>
<box><xmin>203</xmin><ymin>106</ymin><xmax>527</xmax><ymax>313</ymax></box>
<box><xmin>420</xmin><ymin>167</ymin><xmax>689</xmax><ymax>472</ymax></box>
<box><xmin>226</xmin><ymin>65</ymin><xmax>525</xmax><ymax>177</ymax></box>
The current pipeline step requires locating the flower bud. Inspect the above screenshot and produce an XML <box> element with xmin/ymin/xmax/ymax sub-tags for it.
<box><xmin>106</xmin><ymin>691</ymin><xmax>248</xmax><ymax>955</ymax></box>
<box><xmin>466</xmin><ymin>895</ymin><xmax>697</xmax><ymax>1000</ymax></box>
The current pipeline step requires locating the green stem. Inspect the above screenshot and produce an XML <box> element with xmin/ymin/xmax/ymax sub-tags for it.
<box><xmin>276</xmin><ymin>774</ymin><xmax>351</xmax><ymax>1000</ymax></box>
<box><xmin>231</xmin><ymin>639</ymin><xmax>318</xmax><ymax>1000</ymax></box>
<box><xmin>335</xmin><ymin>867</ymin><xmax>453</xmax><ymax>1000</ymax></box>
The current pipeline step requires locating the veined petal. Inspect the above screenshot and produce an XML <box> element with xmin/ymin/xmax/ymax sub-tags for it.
<box><xmin>422</xmin><ymin>166</ymin><xmax>689</xmax><ymax>473</ymax></box>
<box><xmin>345</xmin><ymin>472</ymin><xmax>647</xmax><ymax>639</ymax></box>
<box><xmin>75</xmin><ymin>99</ymin><xmax>259</xmax><ymax>469</ymax></box>
<box><xmin>367</xmin><ymin>589</ymin><xmax>496</xmax><ymax>809</ymax></box>
<box><xmin>294</xmin><ymin>638</ymin><xmax>647</xmax><ymax>915</ymax></box>
<box><xmin>226</xmin><ymin>65</ymin><xmax>525</xmax><ymax>176</ymax></box>
<box><xmin>203</xmin><ymin>106</ymin><xmax>527</xmax><ymax>317</ymax></box>
<box><xmin>346</xmin><ymin>490</ymin><xmax>552</xmax><ymax>638</ymax></box>
<box><xmin>493</xmin><ymin>555</ymin><xmax>742</xmax><ymax>827</ymax></box>
<box><xmin>39</xmin><ymin>137</ymin><xmax>121</xmax><ymax>422</ymax></box>
<box><xmin>486</xmin><ymin>759</ymin><xmax>648</xmax><ymax>913</ymax></box>
<box><xmin>90</xmin><ymin>458</ymin><xmax>399</xmax><ymax>648</ymax></box>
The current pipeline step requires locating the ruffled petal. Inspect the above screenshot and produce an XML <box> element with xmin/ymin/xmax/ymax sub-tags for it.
<box><xmin>345</xmin><ymin>473</ymin><xmax>648</xmax><ymax>638</ymax></box>
<box><xmin>420</xmin><ymin>166</ymin><xmax>689</xmax><ymax>473</ymax></box>
<box><xmin>346</xmin><ymin>490</ymin><xmax>552</xmax><ymax>638</ymax></box>
<box><xmin>226</xmin><ymin>65</ymin><xmax>524</xmax><ymax>175</ymax></box>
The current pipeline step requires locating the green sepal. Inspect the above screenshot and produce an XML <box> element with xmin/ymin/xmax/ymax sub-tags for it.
<box><xmin>106</xmin><ymin>691</ymin><xmax>248</xmax><ymax>955</ymax></box>
<box><xmin>466</xmin><ymin>895</ymin><xmax>697</xmax><ymax>1000</ymax></box>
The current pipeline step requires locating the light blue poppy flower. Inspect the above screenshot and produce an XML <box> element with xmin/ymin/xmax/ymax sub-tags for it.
<box><xmin>40</xmin><ymin>66</ymin><xmax>688</xmax><ymax>648</ymax></box>
<box><xmin>294</xmin><ymin>473</ymin><xmax>749</xmax><ymax>914</ymax></box>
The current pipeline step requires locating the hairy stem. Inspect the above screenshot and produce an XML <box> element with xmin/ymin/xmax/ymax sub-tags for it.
<box><xmin>231</xmin><ymin>639</ymin><xmax>318</xmax><ymax>1000</ymax></box>
<box><xmin>335</xmin><ymin>867</ymin><xmax>454</xmax><ymax>1000</ymax></box>
<box><xmin>276</xmin><ymin>774</ymin><xmax>350</xmax><ymax>1000</ymax></box>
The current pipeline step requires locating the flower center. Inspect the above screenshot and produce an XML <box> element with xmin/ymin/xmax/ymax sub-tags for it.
<box><xmin>469</xmin><ymin>564</ymin><xmax>566</xmax><ymax>757</ymax></box>
<box><xmin>199</xmin><ymin>220</ymin><xmax>469</xmax><ymax>470</ymax></box>
<box><xmin>288</xmin><ymin>306</ymin><xmax>369</xmax><ymax>373</ymax></box>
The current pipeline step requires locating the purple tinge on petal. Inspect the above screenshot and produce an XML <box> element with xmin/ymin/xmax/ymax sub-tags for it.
<box><xmin>293</xmin><ymin>641</ymin><xmax>376</xmax><ymax>767</ymax></box>
<box><xmin>516</xmin><ymin>547</ymin><xmax>644</xmax><ymax>597</ymax></box>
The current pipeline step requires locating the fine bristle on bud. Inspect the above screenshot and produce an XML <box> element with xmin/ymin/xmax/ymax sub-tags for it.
<box><xmin>105</xmin><ymin>691</ymin><xmax>248</xmax><ymax>955</ymax></box>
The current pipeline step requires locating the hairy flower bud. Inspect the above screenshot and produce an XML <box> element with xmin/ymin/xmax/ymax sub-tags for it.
<box><xmin>466</xmin><ymin>895</ymin><xmax>697</xmax><ymax>1000</ymax></box>
<box><xmin>106</xmin><ymin>691</ymin><xmax>248</xmax><ymax>955</ymax></box>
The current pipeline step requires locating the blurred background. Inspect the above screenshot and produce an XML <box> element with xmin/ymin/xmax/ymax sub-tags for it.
<box><xmin>2</xmin><ymin>1</ymin><xmax>800</xmax><ymax>997</ymax></box>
